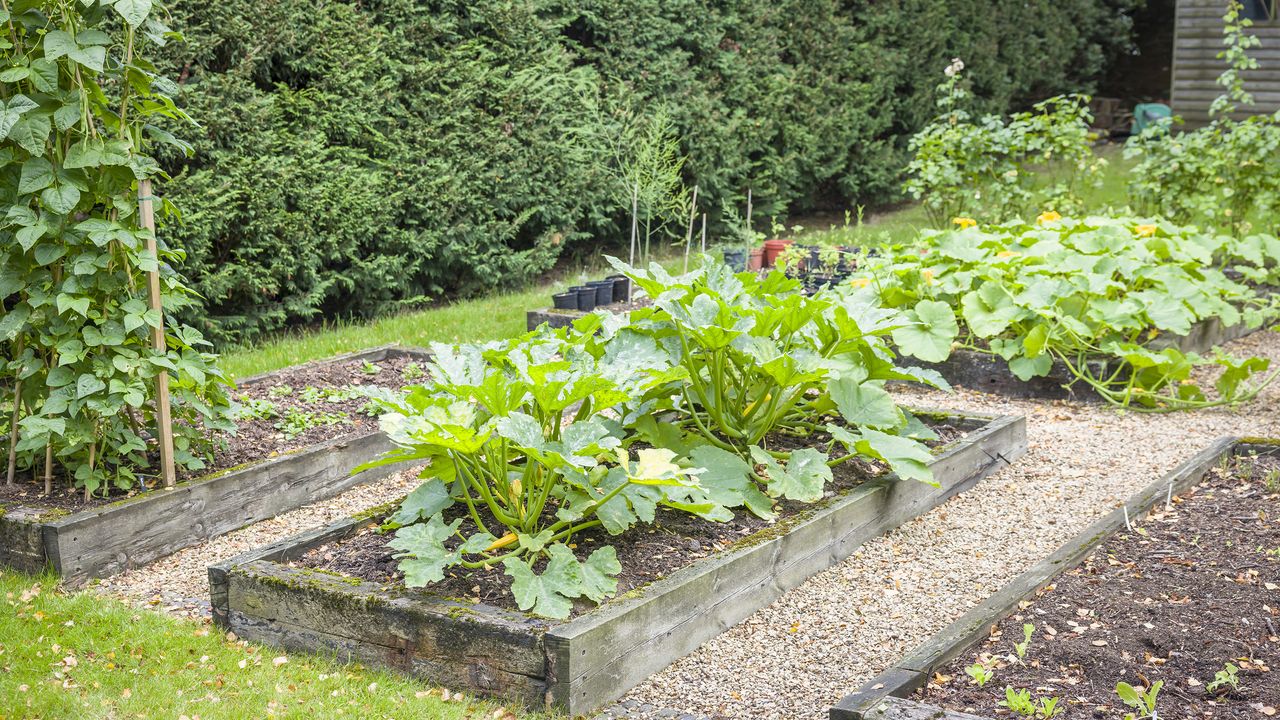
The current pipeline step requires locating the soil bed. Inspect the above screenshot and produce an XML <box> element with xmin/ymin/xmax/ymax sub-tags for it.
<box><xmin>296</xmin><ymin>421</ymin><xmax>965</xmax><ymax>616</ymax></box>
<box><xmin>0</xmin><ymin>354</ymin><xmax>426</xmax><ymax>513</ymax></box>
<box><xmin>919</xmin><ymin>453</ymin><xmax>1280</xmax><ymax>718</ymax></box>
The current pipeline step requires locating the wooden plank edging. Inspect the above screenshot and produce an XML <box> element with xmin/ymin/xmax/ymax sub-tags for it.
<box><xmin>212</xmin><ymin>410</ymin><xmax>1027</xmax><ymax>715</ymax></box>
<box><xmin>0</xmin><ymin>345</ymin><xmax>431</xmax><ymax>585</ymax></box>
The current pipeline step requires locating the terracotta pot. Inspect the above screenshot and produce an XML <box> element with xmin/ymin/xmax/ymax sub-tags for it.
<box><xmin>763</xmin><ymin>238</ymin><xmax>793</xmax><ymax>267</ymax></box>
<box><xmin>747</xmin><ymin>247</ymin><xmax>765</xmax><ymax>270</ymax></box>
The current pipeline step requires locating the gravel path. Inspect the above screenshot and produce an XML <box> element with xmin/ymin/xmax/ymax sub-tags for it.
<box><xmin>94</xmin><ymin>466</ymin><xmax>423</xmax><ymax>619</ymax></box>
<box><xmin>92</xmin><ymin>328</ymin><xmax>1280</xmax><ymax>719</ymax></box>
<box><xmin>618</xmin><ymin>327</ymin><xmax>1280</xmax><ymax>720</ymax></box>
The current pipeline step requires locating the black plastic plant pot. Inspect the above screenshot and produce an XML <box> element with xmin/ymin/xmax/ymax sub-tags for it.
<box><xmin>587</xmin><ymin>280</ymin><xmax>613</xmax><ymax>306</ymax></box>
<box><xmin>576</xmin><ymin>288</ymin><xmax>597</xmax><ymax>311</ymax></box>
<box><xmin>552</xmin><ymin>292</ymin><xmax>577</xmax><ymax>310</ymax></box>
<box><xmin>607</xmin><ymin>275</ymin><xmax>630</xmax><ymax>302</ymax></box>
<box><xmin>722</xmin><ymin>248</ymin><xmax>747</xmax><ymax>271</ymax></box>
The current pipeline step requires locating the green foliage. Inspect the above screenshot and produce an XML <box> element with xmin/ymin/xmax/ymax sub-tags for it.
<box><xmin>855</xmin><ymin>217</ymin><xmax>1280</xmax><ymax>411</ymax></box>
<box><xmin>1116</xmin><ymin>680</ymin><xmax>1163</xmax><ymax>720</ymax></box>
<box><xmin>369</xmin><ymin>268</ymin><xmax>954</xmax><ymax>616</ymax></box>
<box><xmin>606</xmin><ymin>257</ymin><xmax>945</xmax><ymax>501</ymax></box>
<box><xmin>151</xmin><ymin>0</ymin><xmax>1137</xmax><ymax>346</ymax></box>
<box><xmin>0</xmin><ymin>0</ymin><xmax>232</xmax><ymax>495</ymax></box>
<box><xmin>965</xmin><ymin>661</ymin><xmax>994</xmax><ymax>688</ymax></box>
<box><xmin>364</xmin><ymin>331</ymin><xmax>727</xmax><ymax>619</ymax></box>
<box><xmin>1205</xmin><ymin>662</ymin><xmax>1241</xmax><ymax>694</ymax></box>
<box><xmin>999</xmin><ymin>687</ymin><xmax>1063</xmax><ymax>719</ymax></box>
<box><xmin>1126</xmin><ymin>1</ymin><xmax>1280</xmax><ymax>237</ymax></box>
<box><xmin>904</xmin><ymin>60</ymin><xmax>1106</xmax><ymax>226</ymax></box>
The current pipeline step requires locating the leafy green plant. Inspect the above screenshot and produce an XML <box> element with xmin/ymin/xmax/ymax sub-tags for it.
<box><xmin>1206</xmin><ymin>662</ymin><xmax>1241</xmax><ymax>694</ymax></box>
<box><xmin>299</xmin><ymin>386</ymin><xmax>362</xmax><ymax>404</ymax></box>
<box><xmin>1117</xmin><ymin>680</ymin><xmax>1163</xmax><ymax>720</ymax></box>
<box><xmin>854</xmin><ymin>217</ymin><xmax>1280</xmax><ymax>410</ymax></box>
<box><xmin>274</xmin><ymin>408</ymin><xmax>347</xmax><ymax>440</ymax></box>
<box><xmin>904</xmin><ymin>59</ymin><xmax>1105</xmax><ymax>227</ymax></box>
<box><xmin>267</xmin><ymin>385</ymin><xmax>293</xmax><ymax>399</ymax></box>
<box><xmin>618</xmin><ymin>106</ymin><xmax>689</xmax><ymax>269</ymax></box>
<box><xmin>229</xmin><ymin>397</ymin><xmax>276</xmax><ymax>422</ymax></box>
<box><xmin>1013</xmin><ymin>623</ymin><xmax>1035</xmax><ymax>661</ymax></box>
<box><xmin>360</xmin><ymin>360</ymin><xmax>381</xmax><ymax>376</ymax></box>
<box><xmin>402</xmin><ymin>362</ymin><xmax>427</xmax><ymax>383</ymax></box>
<box><xmin>362</xmin><ymin>332</ymin><xmax>729</xmax><ymax>619</ymax></box>
<box><xmin>965</xmin><ymin>661</ymin><xmax>994</xmax><ymax>688</ymax></box>
<box><xmin>606</xmin><ymin>258</ymin><xmax>946</xmax><ymax>517</ymax></box>
<box><xmin>1126</xmin><ymin>1</ymin><xmax>1280</xmax><ymax>237</ymax></box>
<box><xmin>999</xmin><ymin>687</ymin><xmax>1062</xmax><ymax>719</ymax></box>
<box><xmin>0</xmin><ymin>0</ymin><xmax>233</xmax><ymax>496</ymax></box>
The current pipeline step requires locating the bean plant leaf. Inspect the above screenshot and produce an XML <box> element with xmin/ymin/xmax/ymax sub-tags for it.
<box><xmin>114</xmin><ymin>0</ymin><xmax>152</xmax><ymax>26</ymax></box>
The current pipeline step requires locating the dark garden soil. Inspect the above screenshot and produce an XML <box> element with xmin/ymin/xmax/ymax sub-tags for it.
<box><xmin>920</xmin><ymin>454</ymin><xmax>1280</xmax><ymax>719</ymax></box>
<box><xmin>0</xmin><ymin>355</ymin><xmax>426</xmax><ymax>513</ymax></box>
<box><xmin>297</xmin><ymin>419</ymin><xmax>965</xmax><ymax>617</ymax></box>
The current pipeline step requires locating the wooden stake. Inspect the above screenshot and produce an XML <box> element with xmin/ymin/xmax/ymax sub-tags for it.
<box><xmin>628</xmin><ymin>183</ymin><xmax>639</xmax><ymax>302</ymax></box>
<box><xmin>6</xmin><ymin>378</ymin><xmax>20</xmax><ymax>486</ymax></box>
<box><xmin>42</xmin><ymin>442</ymin><xmax>51</xmax><ymax>496</ymax></box>
<box><xmin>682</xmin><ymin>185</ymin><xmax>699</xmax><ymax>273</ymax></box>
<box><xmin>139</xmin><ymin>179</ymin><xmax>176</xmax><ymax>488</ymax></box>
<box><xmin>746</xmin><ymin>188</ymin><xmax>753</xmax><ymax>238</ymax></box>
<box><xmin>700</xmin><ymin>213</ymin><xmax>707</xmax><ymax>256</ymax></box>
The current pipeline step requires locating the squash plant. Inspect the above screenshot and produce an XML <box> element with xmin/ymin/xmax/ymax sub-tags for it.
<box><xmin>0</xmin><ymin>0</ymin><xmax>232</xmax><ymax>496</ymax></box>
<box><xmin>856</xmin><ymin>217</ymin><xmax>1280</xmax><ymax>410</ymax></box>
<box><xmin>605</xmin><ymin>258</ymin><xmax>946</xmax><ymax>514</ymax></box>
<box><xmin>363</xmin><ymin>333</ymin><xmax>728</xmax><ymax>619</ymax></box>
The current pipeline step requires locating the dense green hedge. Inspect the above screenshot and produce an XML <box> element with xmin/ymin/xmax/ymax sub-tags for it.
<box><xmin>158</xmin><ymin>0</ymin><xmax>1137</xmax><ymax>346</ymax></box>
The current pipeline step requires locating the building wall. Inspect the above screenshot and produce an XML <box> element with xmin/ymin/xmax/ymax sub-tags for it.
<box><xmin>1172</xmin><ymin>0</ymin><xmax>1280</xmax><ymax>126</ymax></box>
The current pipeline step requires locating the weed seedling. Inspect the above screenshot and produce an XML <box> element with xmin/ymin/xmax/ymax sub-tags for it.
<box><xmin>1117</xmin><ymin>680</ymin><xmax>1163</xmax><ymax>720</ymax></box>
<box><xmin>965</xmin><ymin>662</ymin><xmax>994</xmax><ymax>688</ymax></box>
<box><xmin>402</xmin><ymin>362</ymin><xmax>427</xmax><ymax>383</ymax></box>
<box><xmin>361</xmin><ymin>360</ymin><xmax>381</xmax><ymax>376</ymax></box>
<box><xmin>230</xmin><ymin>396</ymin><xmax>277</xmax><ymax>422</ymax></box>
<box><xmin>274</xmin><ymin>409</ymin><xmax>349</xmax><ymax>440</ymax></box>
<box><xmin>999</xmin><ymin>687</ymin><xmax>1060</xmax><ymax>718</ymax></box>
<box><xmin>1013</xmin><ymin>623</ymin><xmax>1034</xmax><ymax>662</ymax></box>
<box><xmin>267</xmin><ymin>385</ymin><xmax>293</xmax><ymax>398</ymax></box>
<box><xmin>1205</xmin><ymin>662</ymin><xmax>1240</xmax><ymax>694</ymax></box>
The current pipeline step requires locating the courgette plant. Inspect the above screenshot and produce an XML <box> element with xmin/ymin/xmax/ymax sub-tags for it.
<box><xmin>858</xmin><ymin>217</ymin><xmax>1280</xmax><ymax>411</ymax></box>
<box><xmin>362</xmin><ymin>333</ymin><xmax>728</xmax><ymax>619</ymax></box>
<box><xmin>604</xmin><ymin>257</ymin><xmax>946</xmax><ymax>517</ymax></box>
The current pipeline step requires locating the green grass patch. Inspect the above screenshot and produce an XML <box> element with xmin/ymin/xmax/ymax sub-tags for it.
<box><xmin>0</xmin><ymin>570</ymin><xmax>545</xmax><ymax>720</ymax></box>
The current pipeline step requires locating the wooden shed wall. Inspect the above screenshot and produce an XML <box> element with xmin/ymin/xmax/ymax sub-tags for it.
<box><xmin>1172</xmin><ymin>0</ymin><xmax>1280</xmax><ymax>126</ymax></box>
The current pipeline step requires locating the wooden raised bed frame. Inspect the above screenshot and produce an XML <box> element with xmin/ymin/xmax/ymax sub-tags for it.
<box><xmin>829</xmin><ymin>435</ymin><xmax>1264</xmax><ymax>720</ymax></box>
<box><xmin>209</xmin><ymin>410</ymin><xmax>1027</xmax><ymax>715</ymax></box>
<box><xmin>0</xmin><ymin>345</ymin><xmax>429</xmax><ymax>586</ymax></box>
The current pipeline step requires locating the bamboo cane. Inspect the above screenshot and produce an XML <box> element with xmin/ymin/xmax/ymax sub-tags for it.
<box><xmin>683</xmin><ymin>185</ymin><xmax>699</xmax><ymax>273</ymax></box>
<box><xmin>700</xmin><ymin>213</ymin><xmax>707</xmax><ymax>256</ymax></box>
<box><xmin>42</xmin><ymin>442</ymin><xmax>51</xmax><ymax>496</ymax></box>
<box><xmin>6</xmin><ymin>336</ymin><xmax>23</xmax><ymax>486</ymax></box>
<box><xmin>138</xmin><ymin>179</ymin><xmax>176</xmax><ymax>488</ymax></box>
<box><xmin>628</xmin><ymin>183</ymin><xmax>639</xmax><ymax>302</ymax></box>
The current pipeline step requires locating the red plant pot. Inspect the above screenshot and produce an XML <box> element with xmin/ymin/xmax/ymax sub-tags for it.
<box><xmin>747</xmin><ymin>246</ymin><xmax>765</xmax><ymax>271</ymax></box>
<box><xmin>763</xmin><ymin>238</ymin><xmax>793</xmax><ymax>267</ymax></box>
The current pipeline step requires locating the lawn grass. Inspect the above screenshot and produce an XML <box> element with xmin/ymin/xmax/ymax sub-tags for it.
<box><xmin>0</xmin><ymin>570</ymin><xmax>545</xmax><ymax>720</ymax></box>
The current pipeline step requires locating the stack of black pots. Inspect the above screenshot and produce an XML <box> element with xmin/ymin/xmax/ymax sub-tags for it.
<box><xmin>552</xmin><ymin>274</ymin><xmax>631</xmax><ymax>311</ymax></box>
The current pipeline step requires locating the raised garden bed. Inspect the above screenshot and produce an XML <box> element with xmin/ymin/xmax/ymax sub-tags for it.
<box><xmin>914</xmin><ymin>316</ymin><xmax>1263</xmax><ymax>400</ymax></box>
<box><xmin>0</xmin><ymin>345</ymin><xmax>430</xmax><ymax>585</ymax></box>
<box><xmin>831</xmin><ymin>435</ymin><xmax>1277</xmax><ymax>720</ymax></box>
<box><xmin>209</xmin><ymin>409</ymin><xmax>1027</xmax><ymax>714</ymax></box>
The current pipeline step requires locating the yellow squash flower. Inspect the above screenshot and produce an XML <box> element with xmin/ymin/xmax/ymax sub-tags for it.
<box><xmin>1135</xmin><ymin>224</ymin><xmax>1157</xmax><ymax>237</ymax></box>
<box><xmin>850</xmin><ymin>277</ymin><xmax>871</xmax><ymax>288</ymax></box>
<box><xmin>922</xmin><ymin>269</ymin><xmax>936</xmax><ymax>285</ymax></box>
<box><xmin>952</xmin><ymin>217</ymin><xmax>977</xmax><ymax>229</ymax></box>
<box><xmin>1036</xmin><ymin>210</ymin><xmax>1062</xmax><ymax>225</ymax></box>
<box><xmin>996</xmin><ymin>250</ymin><xmax>1020</xmax><ymax>259</ymax></box>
